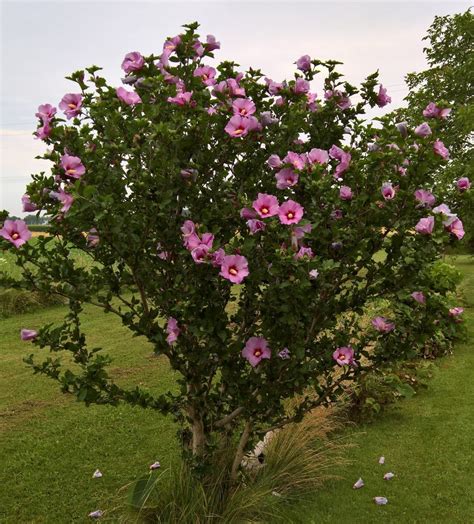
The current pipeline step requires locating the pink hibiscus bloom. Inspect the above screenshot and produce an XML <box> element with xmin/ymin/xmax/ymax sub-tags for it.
<box><xmin>242</xmin><ymin>337</ymin><xmax>271</xmax><ymax>367</ymax></box>
<box><xmin>283</xmin><ymin>151</ymin><xmax>306</xmax><ymax>171</ymax></box>
<box><xmin>411</xmin><ymin>291</ymin><xmax>426</xmax><ymax>304</ymax></box>
<box><xmin>193</xmin><ymin>65</ymin><xmax>217</xmax><ymax>86</ymax></box>
<box><xmin>253</xmin><ymin>193</ymin><xmax>279</xmax><ymax>218</ymax></box>
<box><xmin>121</xmin><ymin>51</ymin><xmax>145</xmax><ymax>73</ymax></box>
<box><xmin>35</xmin><ymin>103</ymin><xmax>57</xmax><ymax>122</ymax></box>
<box><xmin>116</xmin><ymin>87</ymin><xmax>141</xmax><ymax>105</ymax></box>
<box><xmin>51</xmin><ymin>189</ymin><xmax>74</xmax><ymax>214</ymax></box>
<box><xmin>22</xmin><ymin>194</ymin><xmax>37</xmax><ymax>212</ymax></box>
<box><xmin>333</xmin><ymin>346</ymin><xmax>355</xmax><ymax>366</ymax></box>
<box><xmin>166</xmin><ymin>317</ymin><xmax>180</xmax><ymax>345</ymax></box>
<box><xmin>0</xmin><ymin>219</ymin><xmax>31</xmax><ymax>248</ymax></box>
<box><xmin>414</xmin><ymin>123</ymin><xmax>432</xmax><ymax>137</ymax></box>
<box><xmin>296</xmin><ymin>54</ymin><xmax>311</xmax><ymax>71</ymax></box>
<box><xmin>414</xmin><ymin>189</ymin><xmax>436</xmax><ymax>208</ymax></box>
<box><xmin>433</xmin><ymin>139</ymin><xmax>449</xmax><ymax>159</ymax></box>
<box><xmin>59</xmin><ymin>93</ymin><xmax>83</xmax><ymax>119</ymax></box>
<box><xmin>415</xmin><ymin>216</ymin><xmax>435</xmax><ymax>235</ymax></box>
<box><xmin>232</xmin><ymin>98</ymin><xmax>256</xmax><ymax>117</ymax></box>
<box><xmin>219</xmin><ymin>255</ymin><xmax>249</xmax><ymax>284</ymax></box>
<box><xmin>247</xmin><ymin>219</ymin><xmax>266</xmax><ymax>234</ymax></box>
<box><xmin>371</xmin><ymin>316</ymin><xmax>395</xmax><ymax>333</ymax></box>
<box><xmin>381</xmin><ymin>183</ymin><xmax>396</xmax><ymax>200</ymax></box>
<box><xmin>60</xmin><ymin>154</ymin><xmax>86</xmax><ymax>179</ymax></box>
<box><xmin>307</xmin><ymin>148</ymin><xmax>329</xmax><ymax>165</ymax></box>
<box><xmin>278</xmin><ymin>200</ymin><xmax>304</xmax><ymax>225</ymax></box>
<box><xmin>275</xmin><ymin>168</ymin><xmax>299</xmax><ymax>189</ymax></box>
<box><xmin>457</xmin><ymin>177</ymin><xmax>471</xmax><ymax>191</ymax></box>
<box><xmin>339</xmin><ymin>186</ymin><xmax>353</xmax><ymax>200</ymax></box>
<box><xmin>376</xmin><ymin>84</ymin><xmax>391</xmax><ymax>107</ymax></box>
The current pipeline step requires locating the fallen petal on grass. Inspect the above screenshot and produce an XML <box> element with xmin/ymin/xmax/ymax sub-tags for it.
<box><xmin>149</xmin><ymin>461</ymin><xmax>161</xmax><ymax>470</ymax></box>
<box><xmin>383</xmin><ymin>472</ymin><xmax>395</xmax><ymax>480</ymax></box>
<box><xmin>88</xmin><ymin>510</ymin><xmax>103</xmax><ymax>518</ymax></box>
<box><xmin>374</xmin><ymin>496</ymin><xmax>388</xmax><ymax>505</ymax></box>
<box><xmin>353</xmin><ymin>477</ymin><xmax>364</xmax><ymax>489</ymax></box>
<box><xmin>378</xmin><ymin>456</ymin><xmax>385</xmax><ymax>464</ymax></box>
<box><xmin>92</xmin><ymin>469</ymin><xmax>103</xmax><ymax>478</ymax></box>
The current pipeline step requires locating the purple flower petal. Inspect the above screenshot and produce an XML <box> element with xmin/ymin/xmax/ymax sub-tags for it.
<box><xmin>353</xmin><ymin>477</ymin><xmax>364</xmax><ymax>489</ymax></box>
<box><xmin>374</xmin><ymin>496</ymin><xmax>388</xmax><ymax>505</ymax></box>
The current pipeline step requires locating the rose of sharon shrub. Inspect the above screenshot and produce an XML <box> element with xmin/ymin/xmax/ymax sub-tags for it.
<box><xmin>0</xmin><ymin>22</ymin><xmax>465</xmax><ymax>482</ymax></box>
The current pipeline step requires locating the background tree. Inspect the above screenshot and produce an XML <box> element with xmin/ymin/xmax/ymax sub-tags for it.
<box><xmin>403</xmin><ymin>8</ymin><xmax>474</xmax><ymax>249</ymax></box>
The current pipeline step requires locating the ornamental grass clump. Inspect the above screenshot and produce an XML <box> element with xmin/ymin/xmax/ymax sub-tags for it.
<box><xmin>0</xmin><ymin>21</ymin><xmax>467</xmax><ymax>501</ymax></box>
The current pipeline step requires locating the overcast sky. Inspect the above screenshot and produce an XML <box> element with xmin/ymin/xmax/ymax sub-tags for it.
<box><xmin>0</xmin><ymin>0</ymin><xmax>470</xmax><ymax>216</ymax></box>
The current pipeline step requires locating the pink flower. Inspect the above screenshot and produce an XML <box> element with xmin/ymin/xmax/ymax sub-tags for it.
<box><xmin>329</xmin><ymin>145</ymin><xmax>351</xmax><ymax>178</ymax></box>
<box><xmin>333</xmin><ymin>346</ymin><xmax>355</xmax><ymax>366</ymax></box>
<box><xmin>433</xmin><ymin>139</ymin><xmax>449</xmax><ymax>159</ymax></box>
<box><xmin>240</xmin><ymin>207</ymin><xmax>257</xmax><ymax>220</ymax></box>
<box><xmin>224</xmin><ymin>115</ymin><xmax>253</xmax><ymax>137</ymax></box>
<box><xmin>278</xmin><ymin>347</ymin><xmax>291</xmax><ymax>359</ymax></box>
<box><xmin>294</xmin><ymin>78</ymin><xmax>310</xmax><ymax>94</ymax></box>
<box><xmin>51</xmin><ymin>189</ymin><xmax>74</xmax><ymax>213</ymax></box>
<box><xmin>193</xmin><ymin>66</ymin><xmax>217</xmax><ymax>86</ymax></box>
<box><xmin>376</xmin><ymin>84</ymin><xmax>391</xmax><ymax>107</ymax></box>
<box><xmin>371</xmin><ymin>316</ymin><xmax>395</xmax><ymax>333</ymax></box>
<box><xmin>193</xmin><ymin>39</ymin><xmax>205</xmax><ymax>57</ymax></box>
<box><xmin>184</xmin><ymin>232</ymin><xmax>201</xmax><ymax>251</ymax></box>
<box><xmin>116</xmin><ymin>87</ymin><xmax>141</xmax><ymax>105</ymax></box>
<box><xmin>121</xmin><ymin>51</ymin><xmax>144</xmax><ymax>73</ymax></box>
<box><xmin>445</xmin><ymin>217</ymin><xmax>465</xmax><ymax>240</ymax></box>
<box><xmin>423</xmin><ymin>102</ymin><xmax>451</xmax><ymax>119</ymax></box>
<box><xmin>283</xmin><ymin>151</ymin><xmax>306</xmax><ymax>171</ymax></box>
<box><xmin>275</xmin><ymin>168</ymin><xmax>299</xmax><ymax>189</ymax></box>
<box><xmin>309</xmin><ymin>269</ymin><xmax>319</xmax><ymax>279</ymax></box>
<box><xmin>339</xmin><ymin>186</ymin><xmax>353</xmax><ymax>200</ymax></box>
<box><xmin>457</xmin><ymin>177</ymin><xmax>471</xmax><ymax>191</ymax></box>
<box><xmin>307</xmin><ymin>148</ymin><xmax>329</xmax><ymax>165</ymax></box>
<box><xmin>325</xmin><ymin>90</ymin><xmax>351</xmax><ymax>109</ymax></box>
<box><xmin>35</xmin><ymin>122</ymin><xmax>52</xmax><ymax>140</ymax></box>
<box><xmin>149</xmin><ymin>461</ymin><xmax>161</xmax><ymax>470</ymax></box>
<box><xmin>306</xmin><ymin>92</ymin><xmax>318</xmax><ymax>112</ymax></box>
<box><xmin>253</xmin><ymin>193</ymin><xmax>279</xmax><ymax>218</ymax></box>
<box><xmin>232</xmin><ymin>98</ymin><xmax>256</xmax><ymax>117</ymax></box>
<box><xmin>267</xmin><ymin>154</ymin><xmax>282</xmax><ymax>169</ymax></box>
<box><xmin>210</xmin><ymin>248</ymin><xmax>225</xmax><ymax>267</ymax></box>
<box><xmin>265</xmin><ymin>77</ymin><xmax>284</xmax><ymax>95</ymax></box>
<box><xmin>0</xmin><ymin>220</ymin><xmax>32</xmax><ymax>248</ymax></box>
<box><xmin>296</xmin><ymin>54</ymin><xmax>311</xmax><ymax>71</ymax></box>
<box><xmin>206</xmin><ymin>34</ymin><xmax>220</xmax><ymax>51</ymax></box>
<box><xmin>415</xmin><ymin>216</ymin><xmax>435</xmax><ymax>235</ymax></box>
<box><xmin>293</xmin><ymin>223</ymin><xmax>312</xmax><ymax>239</ymax></box>
<box><xmin>166</xmin><ymin>317</ymin><xmax>180</xmax><ymax>345</ymax></box>
<box><xmin>383</xmin><ymin>472</ymin><xmax>395</xmax><ymax>481</ymax></box>
<box><xmin>242</xmin><ymin>337</ymin><xmax>271</xmax><ymax>367</ymax></box>
<box><xmin>88</xmin><ymin>510</ymin><xmax>103</xmax><ymax>519</ymax></box>
<box><xmin>20</xmin><ymin>328</ymin><xmax>38</xmax><ymax>341</ymax></box>
<box><xmin>432</xmin><ymin>204</ymin><xmax>452</xmax><ymax>215</ymax></box>
<box><xmin>60</xmin><ymin>154</ymin><xmax>86</xmax><ymax>179</ymax></box>
<box><xmin>22</xmin><ymin>194</ymin><xmax>37</xmax><ymax>212</ymax></box>
<box><xmin>411</xmin><ymin>291</ymin><xmax>426</xmax><ymax>304</ymax></box>
<box><xmin>247</xmin><ymin>219</ymin><xmax>266</xmax><ymax>234</ymax></box>
<box><xmin>331</xmin><ymin>209</ymin><xmax>343</xmax><ymax>220</ymax></box>
<box><xmin>200</xmin><ymin>233</ymin><xmax>214</xmax><ymax>249</ymax></box>
<box><xmin>59</xmin><ymin>93</ymin><xmax>83</xmax><ymax>119</ymax></box>
<box><xmin>374</xmin><ymin>497</ymin><xmax>388</xmax><ymax>505</ymax></box>
<box><xmin>191</xmin><ymin>246</ymin><xmax>209</xmax><ymax>264</ymax></box>
<box><xmin>381</xmin><ymin>182</ymin><xmax>396</xmax><ymax>200</ymax></box>
<box><xmin>414</xmin><ymin>123</ymin><xmax>432</xmax><ymax>137</ymax></box>
<box><xmin>449</xmin><ymin>307</ymin><xmax>464</xmax><ymax>317</ymax></box>
<box><xmin>163</xmin><ymin>36</ymin><xmax>181</xmax><ymax>53</ymax></box>
<box><xmin>35</xmin><ymin>103</ymin><xmax>56</xmax><ymax>122</ymax></box>
<box><xmin>278</xmin><ymin>200</ymin><xmax>304</xmax><ymax>225</ymax></box>
<box><xmin>219</xmin><ymin>255</ymin><xmax>249</xmax><ymax>284</ymax></box>
<box><xmin>167</xmin><ymin>90</ymin><xmax>193</xmax><ymax>106</ymax></box>
<box><xmin>294</xmin><ymin>246</ymin><xmax>314</xmax><ymax>259</ymax></box>
<box><xmin>414</xmin><ymin>189</ymin><xmax>436</xmax><ymax>208</ymax></box>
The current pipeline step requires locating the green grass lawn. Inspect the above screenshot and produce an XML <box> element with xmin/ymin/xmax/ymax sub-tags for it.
<box><xmin>0</xmin><ymin>256</ymin><xmax>473</xmax><ymax>522</ymax></box>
